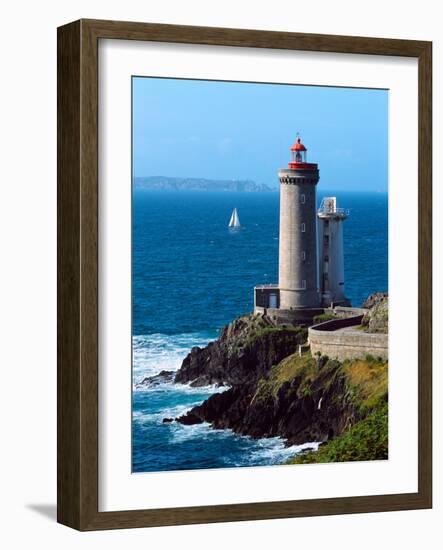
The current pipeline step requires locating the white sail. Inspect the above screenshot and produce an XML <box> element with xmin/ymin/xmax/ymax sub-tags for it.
<box><xmin>228</xmin><ymin>208</ymin><xmax>241</xmax><ymax>228</ymax></box>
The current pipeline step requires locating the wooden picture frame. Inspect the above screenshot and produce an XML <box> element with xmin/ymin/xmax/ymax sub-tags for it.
<box><xmin>57</xmin><ymin>19</ymin><xmax>432</xmax><ymax>530</ymax></box>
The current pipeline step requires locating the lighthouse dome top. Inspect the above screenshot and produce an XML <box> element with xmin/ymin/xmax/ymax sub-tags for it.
<box><xmin>285</xmin><ymin>136</ymin><xmax>318</xmax><ymax>170</ymax></box>
<box><xmin>290</xmin><ymin>137</ymin><xmax>307</xmax><ymax>152</ymax></box>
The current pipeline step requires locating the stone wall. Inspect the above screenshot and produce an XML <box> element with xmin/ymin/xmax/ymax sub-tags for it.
<box><xmin>308</xmin><ymin>319</ymin><xmax>388</xmax><ymax>361</ymax></box>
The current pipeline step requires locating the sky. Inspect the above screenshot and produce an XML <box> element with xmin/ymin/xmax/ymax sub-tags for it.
<box><xmin>132</xmin><ymin>77</ymin><xmax>388</xmax><ymax>192</ymax></box>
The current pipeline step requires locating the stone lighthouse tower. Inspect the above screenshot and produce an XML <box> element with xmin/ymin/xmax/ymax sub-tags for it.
<box><xmin>278</xmin><ymin>137</ymin><xmax>320</xmax><ymax>309</ymax></box>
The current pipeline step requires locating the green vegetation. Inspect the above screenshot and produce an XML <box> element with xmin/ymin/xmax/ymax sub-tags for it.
<box><xmin>340</xmin><ymin>356</ymin><xmax>388</xmax><ymax>414</ymax></box>
<box><xmin>254</xmin><ymin>353</ymin><xmax>316</xmax><ymax>402</ymax></box>
<box><xmin>263</xmin><ymin>353</ymin><xmax>390</xmax><ymax>464</ymax></box>
<box><xmin>288</xmin><ymin>402</ymin><xmax>388</xmax><ymax>464</ymax></box>
<box><xmin>250</xmin><ymin>352</ymin><xmax>388</xmax><ymax>464</ymax></box>
<box><xmin>226</xmin><ymin>314</ymin><xmax>308</xmax><ymax>355</ymax></box>
<box><xmin>245</xmin><ymin>324</ymin><xmax>307</xmax><ymax>347</ymax></box>
<box><xmin>254</xmin><ymin>352</ymin><xmax>387</xmax><ymax>408</ymax></box>
<box><xmin>313</xmin><ymin>313</ymin><xmax>336</xmax><ymax>324</ymax></box>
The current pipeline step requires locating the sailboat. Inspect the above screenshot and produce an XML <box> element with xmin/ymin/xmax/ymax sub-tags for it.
<box><xmin>228</xmin><ymin>208</ymin><xmax>241</xmax><ymax>229</ymax></box>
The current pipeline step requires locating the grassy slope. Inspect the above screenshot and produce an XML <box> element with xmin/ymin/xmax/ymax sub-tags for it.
<box><xmin>251</xmin><ymin>353</ymin><xmax>388</xmax><ymax>463</ymax></box>
<box><xmin>255</xmin><ymin>353</ymin><xmax>387</xmax><ymax>409</ymax></box>
<box><xmin>289</xmin><ymin>402</ymin><xmax>388</xmax><ymax>463</ymax></box>
<box><xmin>229</xmin><ymin>314</ymin><xmax>307</xmax><ymax>350</ymax></box>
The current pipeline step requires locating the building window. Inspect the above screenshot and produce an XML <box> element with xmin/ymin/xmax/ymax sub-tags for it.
<box><xmin>300</xmin><ymin>194</ymin><xmax>306</xmax><ymax>204</ymax></box>
<box><xmin>301</xmin><ymin>279</ymin><xmax>307</xmax><ymax>290</ymax></box>
<box><xmin>301</xmin><ymin>251</ymin><xmax>306</xmax><ymax>261</ymax></box>
<box><xmin>301</xmin><ymin>223</ymin><xmax>306</xmax><ymax>232</ymax></box>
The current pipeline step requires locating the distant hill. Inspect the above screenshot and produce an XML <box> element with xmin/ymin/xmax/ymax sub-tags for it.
<box><xmin>133</xmin><ymin>176</ymin><xmax>274</xmax><ymax>192</ymax></box>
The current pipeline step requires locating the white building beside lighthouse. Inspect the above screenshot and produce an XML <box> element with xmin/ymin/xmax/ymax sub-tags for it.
<box><xmin>254</xmin><ymin>137</ymin><xmax>350</xmax><ymax>322</ymax></box>
<box><xmin>317</xmin><ymin>197</ymin><xmax>351</xmax><ymax>307</ymax></box>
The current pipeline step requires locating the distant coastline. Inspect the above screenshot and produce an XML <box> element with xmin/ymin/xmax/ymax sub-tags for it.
<box><xmin>133</xmin><ymin>176</ymin><xmax>274</xmax><ymax>192</ymax></box>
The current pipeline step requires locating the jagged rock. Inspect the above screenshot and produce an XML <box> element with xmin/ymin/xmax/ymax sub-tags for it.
<box><xmin>176</xmin><ymin>412</ymin><xmax>203</xmax><ymax>425</ymax></box>
<box><xmin>177</xmin><ymin>359</ymin><xmax>357</xmax><ymax>445</ymax></box>
<box><xmin>362</xmin><ymin>292</ymin><xmax>388</xmax><ymax>310</ymax></box>
<box><xmin>137</xmin><ymin>370</ymin><xmax>175</xmax><ymax>387</ymax></box>
<box><xmin>162</xmin><ymin>417</ymin><xmax>174</xmax><ymax>423</ymax></box>
<box><xmin>175</xmin><ymin>314</ymin><xmax>307</xmax><ymax>387</ymax></box>
<box><xmin>362</xmin><ymin>294</ymin><xmax>388</xmax><ymax>333</ymax></box>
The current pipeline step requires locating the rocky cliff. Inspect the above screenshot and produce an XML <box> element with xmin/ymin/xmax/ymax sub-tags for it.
<box><xmin>174</xmin><ymin>314</ymin><xmax>388</xmax><ymax>458</ymax></box>
<box><xmin>175</xmin><ymin>314</ymin><xmax>307</xmax><ymax>387</ymax></box>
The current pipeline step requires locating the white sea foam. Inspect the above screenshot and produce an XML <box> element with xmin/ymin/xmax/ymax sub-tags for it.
<box><xmin>132</xmin><ymin>332</ymin><xmax>216</xmax><ymax>383</ymax></box>
<box><xmin>135</xmin><ymin>380</ymin><xmax>228</xmax><ymax>394</ymax></box>
<box><xmin>132</xmin><ymin>332</ymin><xmax>321</xmax><ymax>469</ymax></box>
<box><xmin>171</xmin><ymin>423</ymin><xmax>321</xmax><ymax>465</ymax></box>
<box><xmin>181</xmin><ymin>382</ymin><xmax>228</xmax><ymax>394</ymax></box>
<box><xmin>133</xmin><ymin>404</ymin><xmax>198</xmax><ymax>425</ymax></box>
<box><xmin>170</xmin><ymin>422</ymin><xmax>215</xmax><ymax>443</ymax></box>
<box><xmin>247</xmin><ymin>439</ymin><xmax>321</xmax><ymax>464</ymax></box>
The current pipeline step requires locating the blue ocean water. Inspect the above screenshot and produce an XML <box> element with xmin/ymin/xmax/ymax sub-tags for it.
<box><xmin>132</xmin><ymin>190</ymin><xmax>388</xmax><ymax>473</ymax></box>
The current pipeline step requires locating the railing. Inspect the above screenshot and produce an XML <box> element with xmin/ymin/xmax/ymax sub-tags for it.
<box><xmin>310</xmin><ymin>314</ymin><xmax>364</xmax><ymax>332</ymax></box>
<box><xmin>318</xmin><ymin>206</ymin><xmax>349</xmax><ymax>216</ymax></box>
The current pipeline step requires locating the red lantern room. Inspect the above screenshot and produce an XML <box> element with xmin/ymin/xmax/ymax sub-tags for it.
<box><xmin>288</xmin><ymin>136</ymin><xmax>317</xmax><ymax>170</ymax></box>
<box><xmin>291</xmin><ymin>137</ymin><xmax>307</xmax><ymax>163</ymax></box>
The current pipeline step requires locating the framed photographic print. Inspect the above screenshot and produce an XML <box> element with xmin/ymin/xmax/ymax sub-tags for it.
<box><xmin>57</xmin><ymin>19</ymin><xmax>432</xmax><ymax>530</ymax></box>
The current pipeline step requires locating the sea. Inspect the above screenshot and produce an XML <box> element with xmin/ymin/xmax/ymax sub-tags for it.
<box><xmin>132</xmin><ymin>189</ymin><xmax>388</xmax><ymax>473</ymax></box>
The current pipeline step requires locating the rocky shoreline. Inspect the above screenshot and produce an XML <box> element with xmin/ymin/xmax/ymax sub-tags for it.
<box><xmin>139</xmin><ymin>300</ymin><xmax>388</xmax><ymax>462</ymax></box>
<box><xmin>174</xmin><ymin>329</ymin><xmax>387</xmax><ymax>448</ymax></box>
<box><xmin>175</xmin><ymin>315</ymin><xmax>307</xmax><ymax>387</ymax></box>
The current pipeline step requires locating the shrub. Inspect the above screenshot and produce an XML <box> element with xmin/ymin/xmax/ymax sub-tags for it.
<box><xmin>289</xmin><ymin>402</ymin><xmax>388</xmax><ymax>464</ymax></box>
<box><xmin>313</xmin><ymin>313</ymin><xmax>336</xmax><ymax>324</ymax></box>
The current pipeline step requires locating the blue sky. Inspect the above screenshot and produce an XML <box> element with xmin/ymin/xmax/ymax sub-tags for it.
<box><xmin>133</xmin><ymin>77</ymin><xmax>388</xmax><ymax>192</ymax></box>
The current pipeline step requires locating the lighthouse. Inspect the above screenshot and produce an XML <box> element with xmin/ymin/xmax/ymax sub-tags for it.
<box><xmin>278</xmin><ymin>137</ymin><xmax>320</xmax><ymax>309</ymax></box>
<box><xmin>253</xmin><ymin>137</ymin><xmax>351</xmax><ymax>322</ymax></box>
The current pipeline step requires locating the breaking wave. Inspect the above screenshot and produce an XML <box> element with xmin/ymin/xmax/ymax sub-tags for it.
<box><xmin>132</xmin><ymin>332</ymin><xmax>320</xmax><ymax>473</ymax></box>
<box><xmin>132</xmin><ymin>331</ymin><xmax>217</xmax><ymax>383</ymax></box>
